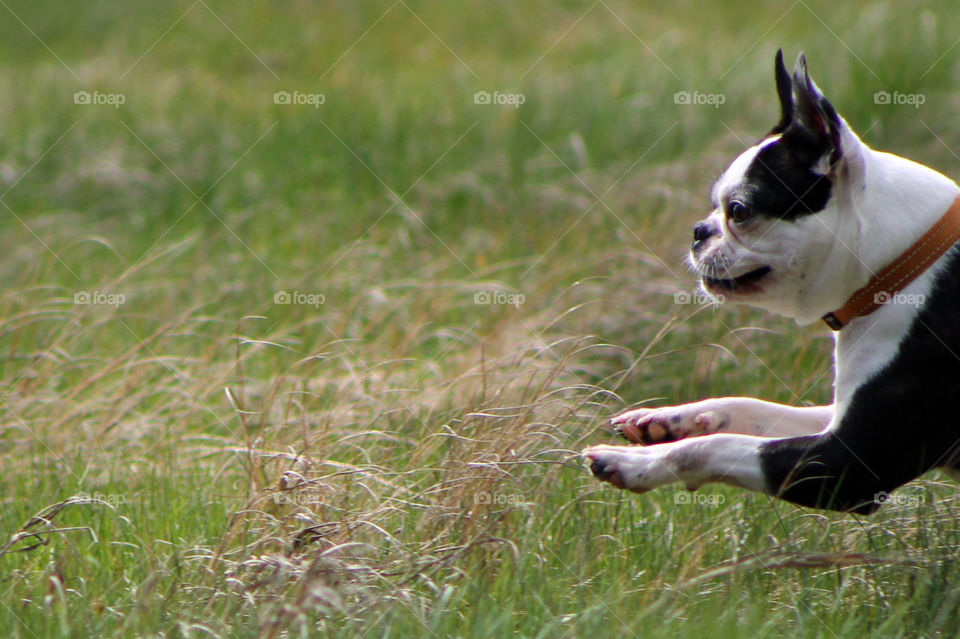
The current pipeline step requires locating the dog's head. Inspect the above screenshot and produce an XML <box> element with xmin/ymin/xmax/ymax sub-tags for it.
<box><xmin>691</xmin><ymin>51</ymin><xmax>868</xmax><ymax>323</ymax></box>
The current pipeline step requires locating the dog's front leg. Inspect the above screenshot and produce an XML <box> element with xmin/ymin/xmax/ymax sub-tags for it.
<box><xmin>611</xmin><ymin>398</ymin><xmax>832</xmax><ymax>444</ymax></box>
<box><xmin>585</xmin><ymin>428</ymin><xmax>909</xmax><ymax>513</ymax></box>
<box><xmin>583</xmin><ymin>434</ymin><xmax>769</xmax><ymax>493</ymax></box>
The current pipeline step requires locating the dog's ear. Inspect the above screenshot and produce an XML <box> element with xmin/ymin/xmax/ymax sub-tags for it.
<box><xmin>784</xmin><ymin>53</ymin><xmax>843</xmax><ymax>169</ymax></box>
<box><xmin>770</xmin><ymin>49</ymin><xmax>793</xmax><ymax>135</ymax></box>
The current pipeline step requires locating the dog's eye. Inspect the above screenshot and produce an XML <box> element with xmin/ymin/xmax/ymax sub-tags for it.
<box><xmin>728</xmin><ymin>201</ymin><xmax>752</xmax><ymax>224</ymax></box>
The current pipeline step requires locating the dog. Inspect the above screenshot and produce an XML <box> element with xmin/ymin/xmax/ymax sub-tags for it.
<box><xmin>582</xmin><ymin>50</ymin><xmax>960</xmax><ymax>514</ymax></box>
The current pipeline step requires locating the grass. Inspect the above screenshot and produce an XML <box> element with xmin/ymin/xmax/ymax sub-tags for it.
<box><xmin>3</xmin><ymin>0</ymin><xmax>960</xmax><ymax>636</ymax></box>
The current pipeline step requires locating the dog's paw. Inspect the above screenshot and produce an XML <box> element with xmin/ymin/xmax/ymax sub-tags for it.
<box><xmin>611</xmin><ymin>403</ymin><xmax>726</xmax><ymax>444</ymax></box>
<box><xmin>581</xmin><ymin>444</ymin><xmax>676</xmax><ymax>493</ymax></box>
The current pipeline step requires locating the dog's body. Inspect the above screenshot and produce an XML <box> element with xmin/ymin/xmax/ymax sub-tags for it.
<box><xmin>583</xmin><ymin>51</ymin><xmax>960</xmax><ymax>514</ymax></box>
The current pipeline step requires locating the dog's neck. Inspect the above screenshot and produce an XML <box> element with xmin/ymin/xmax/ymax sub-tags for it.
<box><xmin>792</xmin><ymin>137</ymin><xmax>960</xmax><ymax>325</ymax></box>
<box><xmin>850</xmin><ymin>148</ymin><xmax>959</xmax><ymax>279</ymax></box>
<box><xmin>831</xmin><ymin>144</ymin><xmax>960</xmax><ymax>412</ymax></box>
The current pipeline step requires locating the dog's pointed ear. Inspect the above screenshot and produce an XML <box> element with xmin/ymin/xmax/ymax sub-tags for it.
<box><xmin>787</xmin><ymin>53</ymin><xmax>843</xmax><ymax>168</ymax></box>
<box><xmin>770</xmin><ymin>49</ymin><xmax>793</xmax><ymax>134</ymax></box>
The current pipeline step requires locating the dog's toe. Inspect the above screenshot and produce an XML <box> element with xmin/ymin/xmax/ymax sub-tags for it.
<box><xmin>613</xmin><ymin>419</ymin><xmax>643</xmax><ymax>443</ymax></box>
<box><xmin>646</xmin><ymin>420</ymin><xmax>669</xmax><ymax>441</ymax></box>
<box><xmin>589</xmin><ymin>456</ymin><xmax>608</xmax><ymax>477</ymax></box>
<box><xmin>611</xmin><ymin>406</ymin><xmax>725</xmax><ymax>445</ymax></box>
<box><xmin>613</xmin><ymin>414</ymin><xmax>675</xmax><ymax>445</ymax></box>
<box><xmin>583</xmin><ymin>448</ymin><xmax>628</xmax><ymax>489</ymax></box>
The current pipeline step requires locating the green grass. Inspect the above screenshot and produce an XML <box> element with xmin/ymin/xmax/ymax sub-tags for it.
<box><xmin>3</xmin><ymin>0</ymin><xmax>960</xmax><ymax>636</ymax></box>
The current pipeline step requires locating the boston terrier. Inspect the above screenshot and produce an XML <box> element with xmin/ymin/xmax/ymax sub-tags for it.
<box><xmin>582</xmin><ymin>50</ymin><xmax>960</xmax><ymax>514</ymax></box>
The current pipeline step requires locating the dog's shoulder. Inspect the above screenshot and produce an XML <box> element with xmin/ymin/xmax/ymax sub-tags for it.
<box><xmin>837</xmin><ymin>246</ymin><xmax>960</xmax><ymax>467</ymax></box>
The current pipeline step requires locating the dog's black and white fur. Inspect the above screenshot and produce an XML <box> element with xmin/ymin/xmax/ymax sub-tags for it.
<box><xmin>583</xmin><ymin>51</ymin><xmax>960</xmax><ymax>514</ymax></box>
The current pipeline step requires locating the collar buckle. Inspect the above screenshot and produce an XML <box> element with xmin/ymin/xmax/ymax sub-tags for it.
<box><xmin>821</xmin><ymin>312</ymin><xmax>844</xmax><ymax>331</ymax></box>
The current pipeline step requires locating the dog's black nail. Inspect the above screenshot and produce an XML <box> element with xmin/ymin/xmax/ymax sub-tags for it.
<box><xmin>590</xmin><ymin>458</ymin><xmax>609</xmax><ymax>478</ymax></box>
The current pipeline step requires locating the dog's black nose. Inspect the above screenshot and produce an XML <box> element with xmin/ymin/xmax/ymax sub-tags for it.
<box><xmin>692</xmin><ymin>220</ymin><xmax>716</xmax><ymax>253</ymax></box>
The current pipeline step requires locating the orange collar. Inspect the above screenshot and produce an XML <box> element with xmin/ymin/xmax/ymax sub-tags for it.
<box><xmin>822</xmin><ymin>193</ymin><xmax>960</xmax><ymax>330</ymax></box>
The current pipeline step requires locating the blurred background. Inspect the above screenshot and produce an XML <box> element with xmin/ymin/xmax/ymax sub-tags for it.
<box><xmin>2</xmin><ymin>1</ymin><xmax>960</xmax><ymax>637</ymax></box>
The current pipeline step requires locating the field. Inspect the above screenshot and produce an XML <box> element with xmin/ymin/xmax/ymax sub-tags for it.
<box><xmin>3</xmin><ymin>1</ymin><xmax>960</xmax><ymax>637</ymax></box>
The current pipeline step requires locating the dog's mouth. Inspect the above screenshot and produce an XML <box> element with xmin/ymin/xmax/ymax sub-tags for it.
<box><xmin>701</xmin><ymin>265</ymin><xmax>771</xmax><ymax>292</ymax></box>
